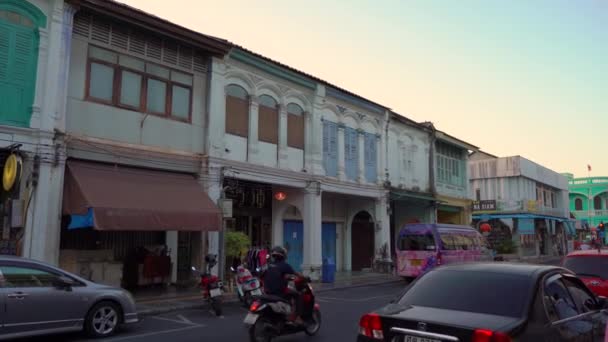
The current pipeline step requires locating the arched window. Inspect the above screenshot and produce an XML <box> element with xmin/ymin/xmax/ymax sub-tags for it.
<box><xmin>0</xmin><ymin>1</ymin><xmax>46</xmax><ymax>127</ymax></box>
<box><xmin>595</xmin><ymin>196</ymin><xmax>603</xmax><ymax>210</ymax></box>
<box><xmin>574</xmin><ymin>198</ymin><xmax>583</xmax><ymax>211</ymax></box>
<box><xmin>286</xmin><ymin>103</ymin><xmax>304</xmax><ymax>149</ymax></box>
<box><xmin>225</xmin><ymin>84</ymin><xmax>249</xmax><ymax>137</ymax></box>
<box><xmin>258</xmin><ymin>94</ymin><xmax>278</xmax><ymax>144</ymax></box>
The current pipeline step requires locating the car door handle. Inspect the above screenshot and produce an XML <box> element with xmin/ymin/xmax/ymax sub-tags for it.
<box><xmin>7</xmin><ymin>292</ymin><xmax>28</xmax><ymax>299</ymax></box>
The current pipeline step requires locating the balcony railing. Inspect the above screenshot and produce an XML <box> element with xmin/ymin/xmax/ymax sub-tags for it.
<box><xmin>568</xmin><ymin>177</ymin><xmax>608</xmax><ymax>186</ymax></box>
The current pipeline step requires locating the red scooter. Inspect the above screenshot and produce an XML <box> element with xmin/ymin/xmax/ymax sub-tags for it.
<box><xmin>191</xmin><ymin>254</ymin><xmax>224</xmax><ymax>316</ymax></box>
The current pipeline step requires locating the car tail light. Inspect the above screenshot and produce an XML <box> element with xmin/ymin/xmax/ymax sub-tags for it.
<box><xmin>358</xmin><ymin>313</ymin><xmax>384</xmax><ymax>340</ymax></box>
<box><xmin>473</xmin><ymin>329</ymin><xmax>511</xmax><ymax>342</ymax></box>
<box><xmin>436</xmin><ymin>251</ymin><xmax>443</xmax><ymax>265</ymax></box>
<box><xmin>249</xmin><ymin>301</ymin><xmax>261</xmax><ymax>312</ymax></box>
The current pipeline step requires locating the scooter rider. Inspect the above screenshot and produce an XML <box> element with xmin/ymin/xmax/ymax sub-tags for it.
<box><xmin>263</xmin><ymin>246</ymin><xmax>303</xmax><ymax>323</ymax></box>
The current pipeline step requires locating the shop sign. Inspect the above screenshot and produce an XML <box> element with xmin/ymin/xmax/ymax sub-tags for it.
<box><xmin>527</xmin><ymin>200</ymin><xmax>538</xmax><ymax>212</ymax></box>
<box><xmin>2</xmin><ymin>153</ymin><xmax>22</xmax><ymax>192</ymax></box>
<box><xmin>220</xmin><ymin>199</ymin><xmax>233</xmax><ymax>218</ymax></box>
<box><xmin>472</xmin><ymin>200</ymin><xmax>496</xmax><ymax>211</ymax></box>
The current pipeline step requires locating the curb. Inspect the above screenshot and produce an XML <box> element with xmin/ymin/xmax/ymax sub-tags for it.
<box><xmin>136</xmin><ymin>278</ymin><xmax>403</xmax><ymax>317</ymax></box>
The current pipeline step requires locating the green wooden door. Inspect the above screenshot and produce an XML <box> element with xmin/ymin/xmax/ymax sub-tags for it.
<box><xmin>0</xmin><ymin>17</ymin><xmax>38</xmax><ymax>127</ymax></box>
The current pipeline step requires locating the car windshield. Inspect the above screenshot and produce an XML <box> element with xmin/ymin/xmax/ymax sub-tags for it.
<box><xmin>563</xmin><ymin>256</ymin><xmax>608</xmax><ymax>279</ymax></box>
<box><xmin>398</xmin><ymin>269</ymin><xmax>530</xmax><ymax>317</ymax></box>
<box><xmin>398</xmin><ymin>233</ymin><xmax>436</xmax><ymax>251</ymax></box>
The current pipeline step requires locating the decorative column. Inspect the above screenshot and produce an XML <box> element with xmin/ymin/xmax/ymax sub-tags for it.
<box><xmin>337</xmin><ymin>123</ymin><xmax>346</xmax><ymax>180</ymax></box>
<box><xmin>247</xmin><ymin>96</ymin><xmax>259</xmax><ymax>162</ymax></box>
<box><xmin>376</xmin><ymin>134</ymin><xmax>384</xmax><ymax>184</ymax></box>
<box><xmin>374</xmin><ymin>195</ymin><xmax>391</xmax><ymax>261</ymax></box>
<box><xmin>358</xmin><ymin>129</ymin><xmax>365</xmax><ymax>183</ymax></box>
<box><xmin>310</xmin><ymin>86</ymin><xmax>326</xmax><ymax>175</ymax></box>
<box><xmin>303</xmin><ymin>111</ymin><xmax>311</xmax><ymax>172</ymax></box>
<box><xmin>278</xmin><ymin>104</ymin><xmax>288</xmax><ymax>168</ymax></box>
<box><xmin>302</xmin><ymin>184</ymin><xmax>323</xmax><ymax>280</ymax></box>
<box><xmin>200</xmin><ymin>163</ymin><xmax>223</xmax><ymax>277</ymax></box>
<box><xmin>208</xmin><ymin>59</ymin><xmax>227</xmax><ymax>158</ymax></box>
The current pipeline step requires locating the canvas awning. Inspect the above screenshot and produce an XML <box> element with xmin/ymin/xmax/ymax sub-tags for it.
<box><xmin>63</xmin><ymin>160</ymin><xmax>222</xmax><ymax>231</ymax></box>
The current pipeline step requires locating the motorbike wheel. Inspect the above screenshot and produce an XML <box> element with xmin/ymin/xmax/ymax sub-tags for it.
<box><xmin>249</xmin><ymin>317</ymin><xmax>273</xmax><ymax>342</ymax></box>
<box><xmin>210</xmin><ymin>297</ymin><xmax>223</xmax><ymax>316</ymax></box>
<box><xmin>304</xmin><ymin>310</ymin><xmax>321</xmax><ymax>336</ymax></box>
<box><xmin>244</xmin><ymin>293</ymin><xmax>253</xmax><ymax>307</ymax></box>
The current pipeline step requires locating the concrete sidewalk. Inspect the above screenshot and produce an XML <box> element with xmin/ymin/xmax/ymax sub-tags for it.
<box><xmin>136</xmin><ymin>272</ymin><xmax>402</xmax><ymax>317</ymax></box>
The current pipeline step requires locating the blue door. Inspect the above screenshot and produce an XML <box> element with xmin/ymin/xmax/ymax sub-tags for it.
<box><xmin>283</xmin><ymin>221</ymin><xmax>303</xmax><ymax>272</ymax></box>
<box><xmin>322</xmin><ymin>223</ymin><xmax>337</xmax><ymax>264</ymax></box>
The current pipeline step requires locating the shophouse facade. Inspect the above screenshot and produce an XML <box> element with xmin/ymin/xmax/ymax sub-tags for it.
<box><xmin>469</xmin><ymin>152</ymin><xmax>572</xmax><ymax>258</ymax></box>
<box><xmin>565</xmin><ymin>173</ymin><xmax>608</xmax><ymax>230</ymax></box>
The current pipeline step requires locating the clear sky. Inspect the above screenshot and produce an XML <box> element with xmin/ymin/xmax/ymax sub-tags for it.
<box><xmin>119</xmin><ymin>0</ymin><xmax>608</xmax><ymax>178</ymax></box>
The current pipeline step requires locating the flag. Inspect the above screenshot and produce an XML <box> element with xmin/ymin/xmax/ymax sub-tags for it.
<box><xmin>588</xmin><ymin>164</ymin><xmax>592</xmax><ymax>172</ymax></box>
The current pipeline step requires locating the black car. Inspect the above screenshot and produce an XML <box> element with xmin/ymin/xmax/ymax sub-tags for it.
<box><xmin>357</xmin><ymin>263</ymin><xmax>608</xmax><ymax>342</ymax></box>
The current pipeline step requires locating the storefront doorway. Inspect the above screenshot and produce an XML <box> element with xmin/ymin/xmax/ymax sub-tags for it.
<box><xmin>351</xmin><ymin>211</ymin><xmax>374</xmax><ymax>271</ymax></box>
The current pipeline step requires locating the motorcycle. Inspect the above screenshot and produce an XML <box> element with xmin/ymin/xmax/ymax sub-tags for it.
<box><xmin>232</xmin><ymin>264</ymin><xmax>263</xmax><ymax>307</ymax></box>
<box><xmin>244</xmin><ymin>275</ymin><xmax>321</xmax><ymax>342</ymax></box>
<box><xmin>191</xmin><ymin>254</ymin><xmax>224</xmax><ymax>316</ymax></box>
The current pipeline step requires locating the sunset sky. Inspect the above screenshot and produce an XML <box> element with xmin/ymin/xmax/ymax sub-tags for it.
<box><xmin>119</xmin><ymin>0</ymin><xmax>608</xmax><ymax>178</ymax></box>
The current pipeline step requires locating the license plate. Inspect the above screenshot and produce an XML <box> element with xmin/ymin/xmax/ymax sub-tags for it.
<box><xmin>243</xmin><ymin>313</ymin><xmax>259</xmax><ymax>325</ymax></box>
<box><xmin>252</xmin><ymin>289</ymin><xmax>262</xmax><ymax>296</ymax></box>
<box><xmin>403</xmin><ymin>335</ymin><xmax>439</xmax><ymax>342</ymax></box>
<box><xmin>210</xmin><ymin>288</ymin><xmax>222</xmax><ymax>297</ymax></box>
<box><xmin>410</xmin><ymin>259</ymin><xmax>422</xmax><ymax>266</ymax></box>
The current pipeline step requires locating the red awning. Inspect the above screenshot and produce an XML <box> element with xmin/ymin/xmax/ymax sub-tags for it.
<box><xmin>63</xmin><ymin>160</ymin><xmax>222</xmax><ymax>232</ymax></box>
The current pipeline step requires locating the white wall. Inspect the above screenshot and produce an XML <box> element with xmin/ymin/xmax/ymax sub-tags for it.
<box><xmin>386</xmin><ymin>121</ymin><xmax>430</xmax><ymax>192</ymax></box>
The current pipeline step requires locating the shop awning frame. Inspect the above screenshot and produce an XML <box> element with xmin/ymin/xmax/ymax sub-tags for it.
<box><xmin>63</xmin><ymin>160</ymin><xmax>223</xmax><ymax>232</ymax></box>
<box><xmin>390</xmin><ymin>189</ymin><xmax>437</xmax><ymax>203</ymax></box>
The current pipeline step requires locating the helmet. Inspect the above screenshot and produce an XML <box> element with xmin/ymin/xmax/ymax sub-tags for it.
<box><xmin>271</xmin><ymin>246</ymin><xmax>287</xmax><ymax>260</ymax></box>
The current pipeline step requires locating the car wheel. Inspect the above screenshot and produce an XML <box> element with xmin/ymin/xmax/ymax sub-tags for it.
<box><xmin>85</xmin><ymin>301</ymin><xmax>122</xmax><ymax>338</ymax></box>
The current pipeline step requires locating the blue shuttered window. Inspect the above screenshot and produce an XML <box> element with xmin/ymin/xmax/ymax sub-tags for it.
<box><xmin>364</xmin><ymin>133</ymin><xmax>377</xmax><ymax>183</ymax></box>
<box><xmin>344</xmin><ymin>127</ymin><xmax>358</xmax><ymax>181</ymax></box>
<box><xmin>323</xmin><ymin>121</ymin><xmax>338</xmax><ymax>177</ymax></box>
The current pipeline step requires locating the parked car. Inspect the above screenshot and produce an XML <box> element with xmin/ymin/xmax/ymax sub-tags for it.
<box><xmin>395</xmin><ymin>223</ymin><xmax>493</xmax><ymax>279</ymax></box>
<box><xmin>0</xmin><ymin>255</ymin><xmax>138</xmax><ymax>340</ymax></box>
<box><xmin>563</xmin><ymin>250</ymin><xmax>608</xmax><ymax>297</ymax></box>
<box><xmin>358</xmin><ymin>263</ymin><xmax>608</xmax><ymax>341</ymax></box>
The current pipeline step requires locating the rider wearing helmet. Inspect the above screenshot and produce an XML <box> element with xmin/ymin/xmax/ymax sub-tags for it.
<box><xmin>264</xmin><ymin>246</ymin><xmax>298</xmax><ymax>297</ymax></box>
<box><xmin>264</xmin><ymin>246</ymin><xmax>303</xmax><ymax>323</ymax></box>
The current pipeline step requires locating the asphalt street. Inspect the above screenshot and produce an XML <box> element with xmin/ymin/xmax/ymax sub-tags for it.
<box><xmin>18</xmin><ymin>281</ymin><xmax>406</xmax><ymax>342</ymax></box>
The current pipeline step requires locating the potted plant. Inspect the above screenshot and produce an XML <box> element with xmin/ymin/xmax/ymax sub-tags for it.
<box><xmin>224</xmin><ymin>231</ymin><xmax>251</xmax><ymax>285</ymax></box>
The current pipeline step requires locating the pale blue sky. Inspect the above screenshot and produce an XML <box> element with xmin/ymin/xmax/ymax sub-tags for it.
<box><xmin>122</xmin><ymin>0</ymin><xmax>608</xmax><ymax>177</ymax></box>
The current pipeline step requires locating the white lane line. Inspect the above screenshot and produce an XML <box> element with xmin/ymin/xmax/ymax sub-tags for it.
<box><xmin>177</xmin><ymin>314</ymin><xmax>193</xmax><ymax>324</ymax></box>
<box><xmin>150</xmin><ymin>315</ymin><xmax>202</xmax><ymax>326</ymax></box>
<box><xmin>99</xmin><ymin>325</ymin><xmax>203</xmax><ymax>341</ymax></box>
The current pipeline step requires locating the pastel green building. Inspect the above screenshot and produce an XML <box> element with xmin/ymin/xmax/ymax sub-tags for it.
<box><xmin>564</xmin><ymin>173</ymin><xmax>608</xmax><ymax>228</ymax></box>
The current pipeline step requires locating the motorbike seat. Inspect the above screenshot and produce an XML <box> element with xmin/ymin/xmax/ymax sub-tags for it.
<box><xmin>259</xmin><ymin>294</ymin><xmax>290</xmax><ymax>303</ymax></box>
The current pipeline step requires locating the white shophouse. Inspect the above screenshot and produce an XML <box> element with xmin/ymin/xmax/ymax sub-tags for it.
<box><xmin>206</xmin><ymin>48</ymin><xmax>390</xmax><ymax>279</ymax></box>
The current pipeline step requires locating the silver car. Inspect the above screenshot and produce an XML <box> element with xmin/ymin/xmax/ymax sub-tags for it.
<box><xmin>0</xmin><ymin>255</ymin><xmax>139</xmax><ymax>340</ymax></box>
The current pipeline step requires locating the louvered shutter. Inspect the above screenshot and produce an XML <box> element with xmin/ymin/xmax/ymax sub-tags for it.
<box><xmin>364</xmin><ymin>133</ymin><xmax>377</xmax><ymax>183</ymax></box>
<box><xmin>0</xmin><ymin>22</ymin><xmax>37</xmax><ymax>127</ymax></box>
<box><xmin>323</xmin><ymin>121</ymin><xmax>338</xmax><ymax>177</ymax></box>
<box><xmin>344</xmin><ymin>128</ymin><xmax>359</xmax><ymax>181</ymax></box>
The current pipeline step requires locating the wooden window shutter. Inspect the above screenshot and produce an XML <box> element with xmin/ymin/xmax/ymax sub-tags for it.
<box><xmin>258</xmin><ymin>105</ymin><xmax>278</xmax><ymax>144</ymax></box>
<box><xmin>0</xmin><ymin>23</ymin><xmax>37</xmax><ymax>127</ymax></box>
<box><xmin>225</xmin><ymin>95</ymin><xmax>249</xmax><ymax>137</ymax></box>
<box><xmin>287</xmin><ymin>113</ymin><xmax>304</xmax><ymax>149</ymax></box>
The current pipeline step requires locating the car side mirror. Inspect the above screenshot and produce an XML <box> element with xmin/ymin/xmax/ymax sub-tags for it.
<box><xmin>53</xmin><ymin>276</ymin><xmax>75</xmax><ymax>290</ymax></box>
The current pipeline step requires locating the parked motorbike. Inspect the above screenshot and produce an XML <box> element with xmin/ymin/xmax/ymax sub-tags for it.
<box><xmin>191</xmin><ymin>254</ymin><xmax>224</xmax><ymax>316</ymax></box>
<box><xmin>244</xmin><ymin>275</ymin><xmax>321</xmax><ymax>342</ymax></box>
<box><xmin>232</xmin><ymin>264</ymin><xmax>263</xmax><ymax>307</ymax></box>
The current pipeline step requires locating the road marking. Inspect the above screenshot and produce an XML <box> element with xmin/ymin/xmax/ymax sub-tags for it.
<box><xmin>98</xmin><ymin>325</ymin><xmax>203</xmax><ymax>341</ymax></box>
<box><xmin>150</xmin><ymin>315</ymin><xmax>202</xmax><ymax>326</ymax></box>
<box><xmin>177</xmin><ymin>314</ymin><xmax>193</xmax><ymax>324</ymax></box>
<box><xmin>317</xmin><ymin>294</ymin><xmax>395</xmax><ymax>302</ymax></box>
